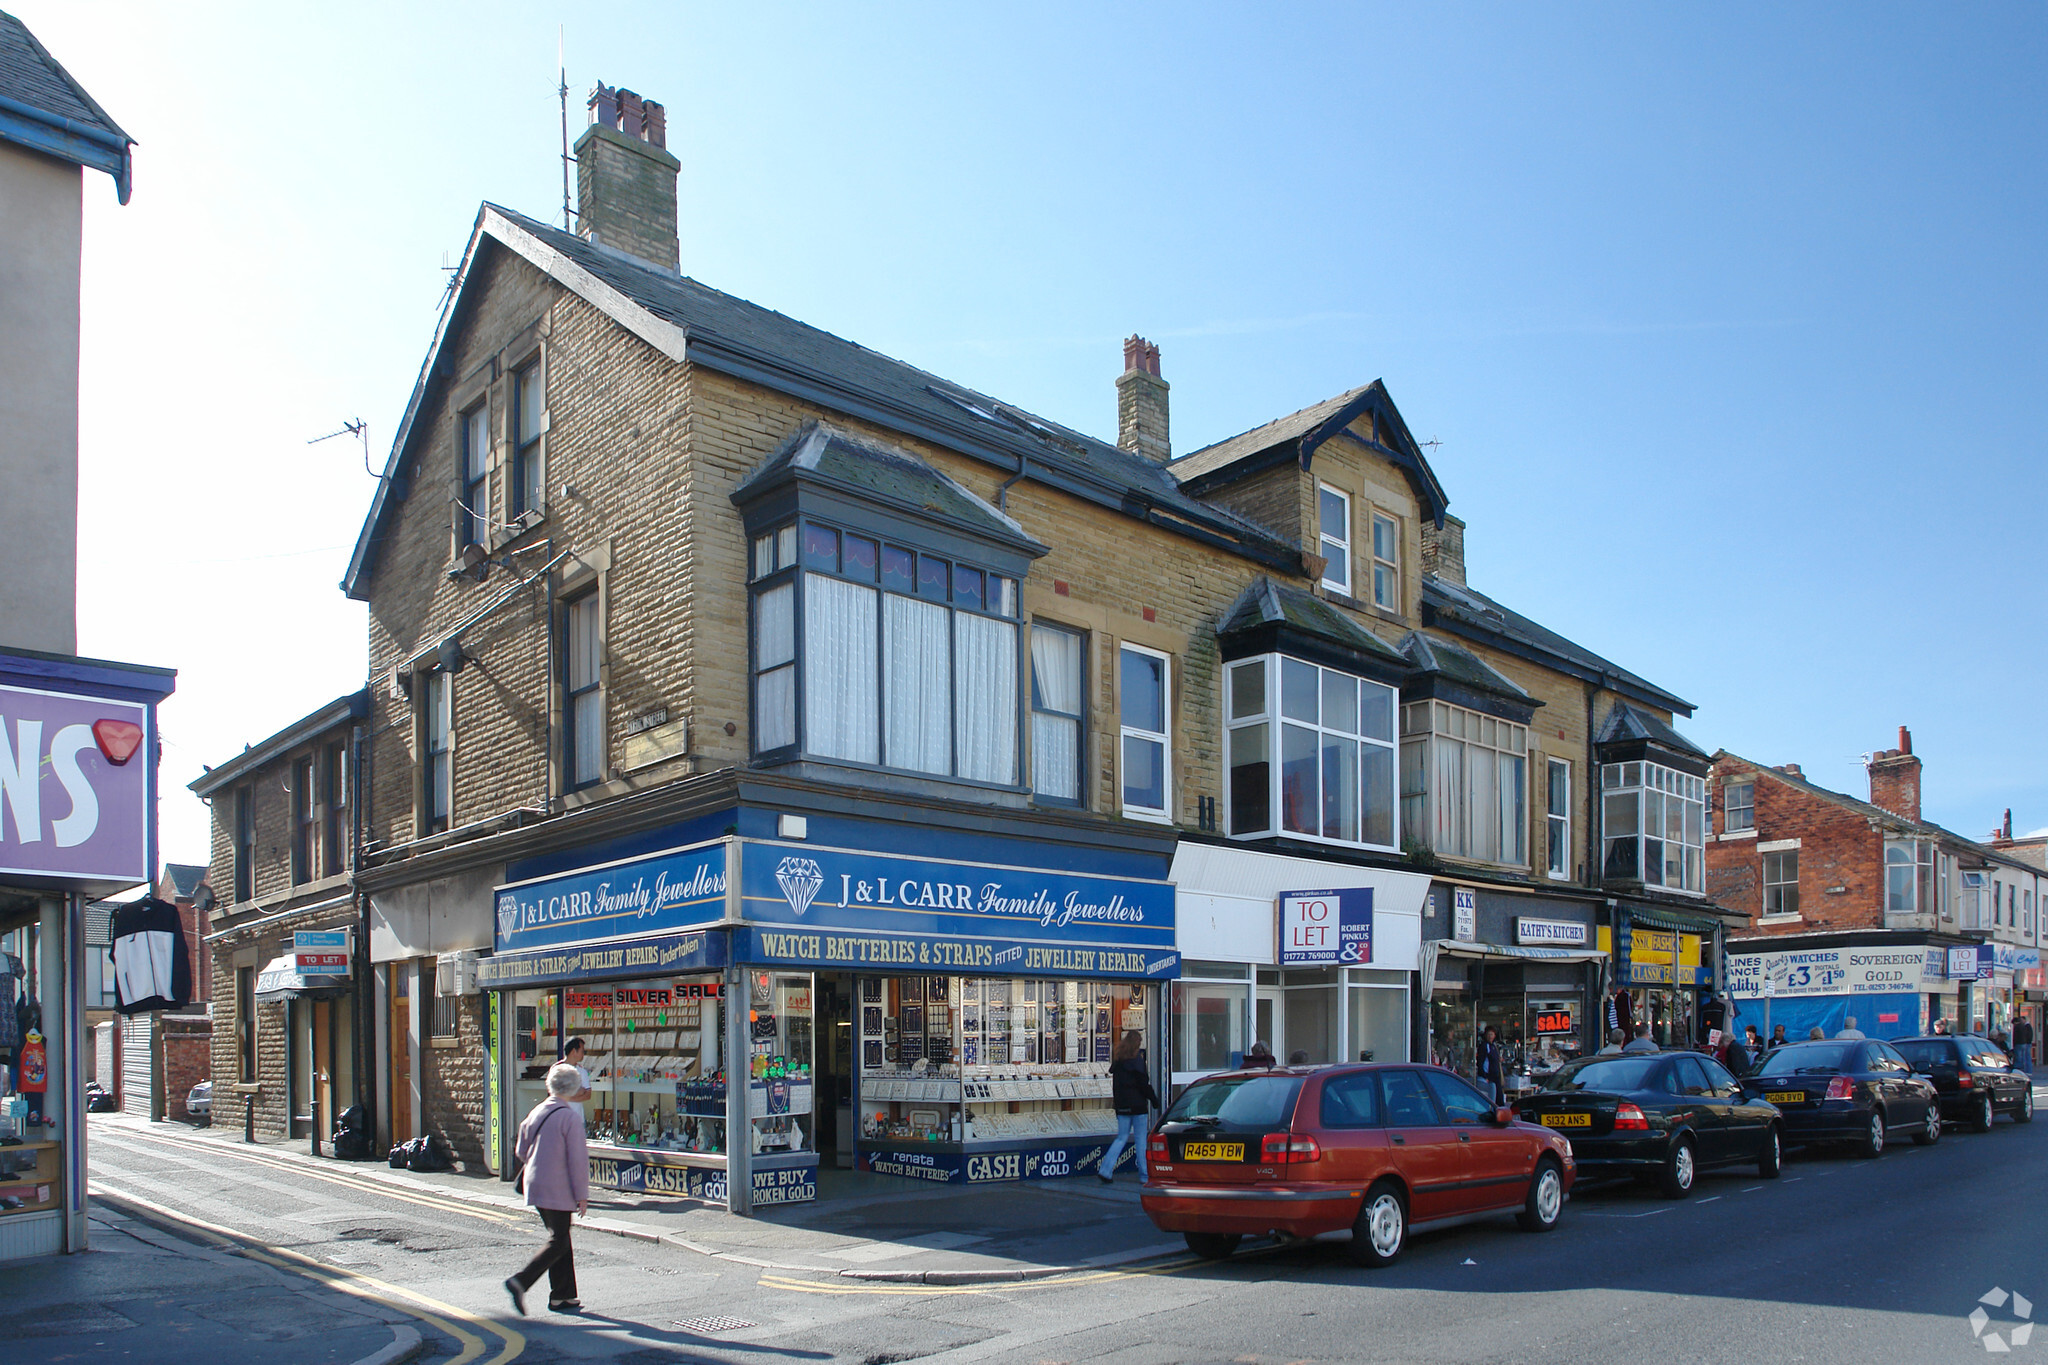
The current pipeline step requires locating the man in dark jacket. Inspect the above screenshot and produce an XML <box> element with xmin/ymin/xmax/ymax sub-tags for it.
<box><xmin>1100</xmin><ymin>1031</ymin><xmax>1159</xmax><ymax>1183</ymax></box>
<box><xmin>1475</xmin><ymin>1027</ymin><xmax>1505</xmax><ymax>1103</ymax></box>
<box><xmin>2013</xmin><ymin>1016</ymin><xmax>2035</xmax><ymax>1076</ymax></box>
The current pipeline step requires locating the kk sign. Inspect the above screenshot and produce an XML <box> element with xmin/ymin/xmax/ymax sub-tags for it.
<box><xmin>0</xmin><ymin>683</ymin><xmax>151</xmax><ymax>885</ymax></box>
<box><xmin>1278</xmin><ymin>888</ymin><xmax>1373</xmax><ymax>966</ymax></box>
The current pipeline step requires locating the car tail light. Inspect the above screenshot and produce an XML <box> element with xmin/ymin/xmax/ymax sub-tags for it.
<box><xmin>1613</xmin><ymin>1102</ymin><xmax>1649</xmax><ymax>1130</ymax></box>
<box><xmin>1261</xmin><ymin>1132</ymin><xmax>1321</xmax><ymax>1163</ymax></box>
<box><xmin>1147</xmin><ymin>1135</ymin><xmax>1168</xmax><ymax>1161</ymax></box>
<box><xmin>1958</xmin><ymin>1070</ymin><xmax>1975</xmax><ymax>1088</ymax></box>
<box><xmin>1824</xmin><ymin>1077</ymin><xmax>1854</xmax><ymax>1101</ymax></box>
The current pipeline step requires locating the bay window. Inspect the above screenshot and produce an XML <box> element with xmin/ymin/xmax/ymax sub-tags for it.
<box><xmin>1397</xmin><ymin>700</ymin><xmax>1527</xmax><ymax>865</ymax></box>
<box><xmin>1599</xmin><ymin>761</ymin><xmax>1703</xmax><ymax>893</ymax></box>
<box><xmin>1226</xmin><ymin>654</ymin><xmax>1397</xmax><ymax>850</ymax></box>
<box><xmin>749</xmin><ymin>518</ymin><xmax>1021</xmax><ymax>785</ymax></box>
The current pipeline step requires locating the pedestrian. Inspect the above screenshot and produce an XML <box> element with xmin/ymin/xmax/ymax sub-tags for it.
<box><xmin>504</xmin><ymin>1061</ymin><xmax>590</xmax><ymax>1316</ymax></box>
<box><xmin>1769</xmin><ymin>1024</ymin><xmax>1790</xmax><ymax>1050</ymax></box>
<box><xmin>1932</xmin><ymin>1018</ymin><xmax>1951</xmax><ymax>1036</ymax></box>
<box><xmin>1744</xmin><ymin>1025</ymin><xmax>1762</xmax><ymax>1057</ymax></box>
<box><xmin>1721</xmin><ymin>1031</ymin><xmax>1751</xmax><ymax>1077</ymax></box>
<box><xmin>1286</xmin><ymin>1049</ymin><xmax>1311</xmax><ymax>1066</ymax></box>
<box><xmin>1596</xmin><ymin>1028</ymin><xmax>1626</xmax><ymax>1056</ymax></box>
<box><xmin>1099</xmin><ymin>1030</ymin><xmax>1158</xmax><ymax>1184</ymax></box>
<box><xmin>1990</xmin><ymin>1028</ymin><xmax>2012</xmax><ymax>1062</ymax></box>
<box><xmin>2014</xmin><ymin>1016</ymin><xmax>2035</xmax><ymax>1076</ymax></box>
<box><xmin>1244</xmin><ymin>1041</ymin><xmax>1276</xmax><ymax>1069</ymax></box>
<box><xmin>1835</xmin><ymin>1016</ymin><xmax>1865</xmax><ymax>1040</ymax></box>
<box><xmin>562</xmin><ymin>1036</ymin><xmax>593</xmax><ymax>1101</ymax></box>
<box><xmin>1808</xmin><ymin>1026</ymin><xmax>1826</xmax><ymax>1040</ymax></box>
<box><xmin>1476</xmin><ymin>1026</ymin><xmax>1506</xmax><ymax>1101</ymax></box>
<box><xmin>1623</xmin><ymin>1024</ymin><xmax>1660</xmax><ymax>1054</ymax></box>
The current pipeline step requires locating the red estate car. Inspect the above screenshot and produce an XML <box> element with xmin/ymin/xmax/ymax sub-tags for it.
<box><xmin>1139</xmin><ymin>1063</ymin><xmax>1575</xmax><ymax>1267</ymax></box>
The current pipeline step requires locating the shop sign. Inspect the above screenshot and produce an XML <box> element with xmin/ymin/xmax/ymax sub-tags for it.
<box><xmin>0</xmin><ymin>682</ymin><xmax>151</xmax><ymax>885</ymax></box>
<box><xmin>1728</xmin><ymin>946</ymin><xmax>1931</xmax><ymax>998</ymax></box>
<box><xmin>856</xmin><ymin>1134</ymin><xmax>1137</xmax><ymax>1184</ymax></box>
<box><xmin>589</xmin><ymin>1155</ymin><xmax>817</xmax><ymax>1205</ymax></box>
<box><xmin>1516</xmin><ymin>918</ymin><xmax>1586</xmax><ymax>947</ymax></box>
<box><xmin>1533</xmin><ymin>1009</ymin><xmax>1575</xmax><ymax>1035</ymax></box>
<box><xmin>1923</xmin><ymin>948</ymin><xmax>1947</xmax><ymax>982</ymax></box>
<box><xmin>474</xmin><ymin>928</ymin><xmax>726</xmax><ymax>989</ymax></box>
<box><xmin>1993</xmin><ymin>945</ymin><xmax>2040</xmax><ymax>973</ymax></box>
<box><xmin>293</xmin><ymin>929</ymin><xmax>350</xmax><ymax>972</ymax></box>
<box><xmin>1453</xmin><ymin>888</ymin><xmax>1476</xmax><ymax>943</ymax></box>
<box><xmin>1278</xmin><ymin>888</ymin><xmax>1373</xmax><ymax>966</ymax></box>
<box><xmin>494</xmin><ymin>839</ymin><xmax>728</xmax><ymax>954</ymax></box>
<box><xmin>734</xmin><ymin>839</ymin><xmax>1176</xmax><ymax>976</ymax></box>
<box><xmin>1950</xmin><ymin>947</ymin><xmax>1987</xmax><ymax>981</ymax></box>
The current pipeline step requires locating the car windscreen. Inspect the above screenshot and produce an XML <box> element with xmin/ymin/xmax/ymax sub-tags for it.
<box><xmin>1543</xmin><ymin>1057</ymin><xmax>1667</xmax><ymax>1092</ymax></box>
<box><xmin>1893</xmin><ymin>1040</ymin><xmax>1953</xmax><ymax>1070</ymax></box>
<box><xmin>1164</xmin><ymin>1074</ymin><xmax>1305</xmax><ymax>1131</ymax></box>
<box><xmin>1754</xmin><ymin>1043</ymin><xmax>1858</xmax><ymax>1076</ymax></box>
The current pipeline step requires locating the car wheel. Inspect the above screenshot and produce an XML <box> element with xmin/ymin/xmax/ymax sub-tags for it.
<box><xmin>1975</xmin><ymin>1093</ymin><xmax>1997</xmax><ymax>1132</ymax></box>
<box><xmin>2016</xmin><ymin>1088</ymin><xmax>2035</xmax><ymax>1125</ymax></box>
<box><xmin>1757</xmin><ymin>1124</ymin><xmax>1782</xmax><ymax>1177</ymax></box>
<box><xmin>1914</xmin><ymin>1104</ymin><xmax>1941</xmax><ymax>1146</ymax></box>
<box><xmin>1518</xmin><ymin>1159</ymin><xmax>1565</xmax><ymax>1232</ymax></box>
<box><xmin>1857</xmin><ymin>1110</ymin><xmax>1886</xmax><ymax>1158</ymax></box>
<box><xmin>1659</xmin><ymin>1136</ymin><xmax>1696</xmax><ymax>1199</ymax></box>
<box><xmin>1183</xmin><ymin>1232</ymin><xmax>1241</xmax><ymax>1261</ymax></box>
<box><xmin>1346</xmin><ymin>1180</ymin><xmax>1407</xmax><ymax>1267</ymax></box>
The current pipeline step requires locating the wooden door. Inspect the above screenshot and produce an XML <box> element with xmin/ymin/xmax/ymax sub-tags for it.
<box><xmin>388</xmin><ymin>970</ymin><xmax>412</xmax><ymax>1144</ymax></box>
<box><xmin>313</xmin><ymin>1000</ymin><xmax>332</xmax><ymax>1142</ymax></box>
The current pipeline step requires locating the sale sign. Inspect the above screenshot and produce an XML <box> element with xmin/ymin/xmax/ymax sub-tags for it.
<box><xmin>1278</xmin><ymin>888</ymin><xmax>1373</xmax><ymax>966</ymax></box>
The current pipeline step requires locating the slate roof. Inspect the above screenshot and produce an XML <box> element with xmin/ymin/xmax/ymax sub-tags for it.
<box><xmin>1216</xmin><ymin>578</ymin><xmax>1409</xmax><ymax>664</ymax></box>
<box><xmin>0</xmin><ymin>10</ymin><xmax>132</xmax><ymax>199</ymax></box>
<box><xmin>1400</xmin><ymin>630</ymin><xmax>1537</xmax><ymax>704</ymax></box>
<box><xmin>733</xmin><ymin>421</ymin><xmax>1046</xmax><ymax>555</ymax></box>
<box><xmin>1599</xmin><ymin>699</ymin><xmax>1707</xmax><ymax>759</ymax></box>
<box><xmin>345</xmin><ymin>205</ymin><xmax>1296</xmax><ymax>596</ymax></box>
<box><xmin>162</xmin><ymin>863</ymin><xmax>209</xmax><ymax>900</ymax></box>
<box><xmin>1172</xmin><ymin>387</ymin><xmax>1372</xmax><ymax>482</ymax></box>
<box><xmin>1422</xmin><ymin>576</ymin><xmax>1693</xmax><ymax>716</ymax></box>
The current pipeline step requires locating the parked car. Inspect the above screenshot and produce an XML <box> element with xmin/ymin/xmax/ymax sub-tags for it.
<box><xmin>1140</xmin><ymin>1064</ymin><xmax>1574</xmax><ymax>1268</ymax></box>
<box><xmin>1514</xmin><ymin>1050</ymin><xmax>1781</xmax><ymax>1197</ymax></box>
<box><xmin>1892</xmin><ymin>1035</ymin><xmax>2035</xmax><ymax>1131</ymax></box>
<box><xmin>1746</xmin><ymin>1039</ymin><xmax>1939</xmax><ymax>1154</ymax></box>
<box><xmin>186</xmin><ymin>1079</ymin><xmax>212</xmax><ymax>1121</ymax></box>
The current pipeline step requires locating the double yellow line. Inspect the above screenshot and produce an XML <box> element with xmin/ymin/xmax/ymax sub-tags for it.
<box><xmin>92</xmin><ymin>1182</ymin><xmax>525</xmax><ymax>1365</ymax></box>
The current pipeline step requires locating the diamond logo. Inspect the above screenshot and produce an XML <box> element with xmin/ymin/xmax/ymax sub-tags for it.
<box><xmin>775</xmin><ymin>857</ymin><xmax>825</xmax><ymax>917</ymax></box>
<box><xmin>1972</xmin><ymin>1286</ymin><xmax>2034</xmax><ymax>1353</ymax></box>
<box><xmin>497</xmin><ymin>893</ymin><xmax>521</xmax><ymax>944</ymax></box>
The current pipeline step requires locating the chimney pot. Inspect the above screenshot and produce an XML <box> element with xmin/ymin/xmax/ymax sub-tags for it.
<box><xmin>2004</xmin><ymin>808</ymin><xmax>2013</xmax><ymax>840</ymax></box>
<box><xmin>575</xmin><ymin>79</ymin><xmax>681</xmax><ymax>272</ymax></box>
<box><xmin>588</xmin><ymin>82</ymin><xmax>619</xmax><ymax>132</ymax></box>
<box><xmin>642</xmin><ymin>99</ymin><xmax>666</xmax><ymax>149</ymax></box>
<box><xmin>1898</xmin><ymin>725</ymin><xmax>1912</xmax><ymax>755</ymax></box>
<box><xmin>1114</xmin><ymin>335</ymin><xmax>1170</xmax><ymax>463</ymax></box>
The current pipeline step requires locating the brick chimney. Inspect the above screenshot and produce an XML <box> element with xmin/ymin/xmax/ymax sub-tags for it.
<box><xmin>1866</xmin><ymin>725</ymin><xmax>1922</xmax><ymax>823</ymax></box>
<box><xmin>1116</xmin><ymin>336</ymin><xmax>1170</xmax><ymax>464</ymax></box>
<box><xmin>1420</xmin><ymin>514</ymin><xmax>1467</xmax><ymax>586</ymax></box>
<box><xmin>575</xmin><ymin>82</ymin><xmax>680</xmax><ymax>271</ymax></box>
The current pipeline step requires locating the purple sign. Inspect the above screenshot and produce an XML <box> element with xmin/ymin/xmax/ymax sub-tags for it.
<box><xmin>0</xmin><ymin>682</ymin><xmax>150</xmax><ymax>884</ymax></box>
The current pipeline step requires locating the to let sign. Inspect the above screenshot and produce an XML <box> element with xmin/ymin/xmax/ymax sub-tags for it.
<box><xmin>1278</xmin><ymin>888</ymin><xmax>1373</xmax><ymax>966</ymax></box>
<box><xmin>294</xmin><ymin>929</ymin><xmax>349</xmax><ymax>972</ymax></box>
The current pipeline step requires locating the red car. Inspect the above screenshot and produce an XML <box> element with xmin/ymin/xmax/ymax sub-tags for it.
<box><xmin>1139</xmin><ymin>1063</ymin><xmax>1575</xmax><ymax>1266</ymax></box>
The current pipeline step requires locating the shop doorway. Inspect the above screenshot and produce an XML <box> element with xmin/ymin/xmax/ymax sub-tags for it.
<box><xmin>387</xmin><ymin>970</ymin><xmax>412</xmax><ymax>1145</ymax></box>
<box><xmin>1255</xmin><ymin>983</ymin><xmax>1280</xmax><ymax>1060</ymax></box>
<box><xmin>814</xmin><ymin>972</ymin><xmax>855</xmax><ymax>1169</ymax></box>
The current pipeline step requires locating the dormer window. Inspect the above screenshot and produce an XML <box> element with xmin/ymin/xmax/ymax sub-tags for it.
<box><xmin>1318</xmin><ymin>486</ymin><xmax>1351</xmax><ymax>594</ymax></box>
<box><xmin>1370</xmin><ymin>512</ymin><xmax>1399</xmax><ymax>611</ymax></box>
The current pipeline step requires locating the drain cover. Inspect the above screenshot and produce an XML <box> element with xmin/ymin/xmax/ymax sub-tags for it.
<box><xmin>672</xmin><ymin>1316</ymin><xmax>756</xmax><ymax>1334</ymax></box>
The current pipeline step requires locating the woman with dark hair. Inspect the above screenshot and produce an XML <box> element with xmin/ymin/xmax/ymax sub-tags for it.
<box><xmin>1098</xmin><ymin>1030</ymin><xmax>1159</xmax><ymax>1184</ymax></box>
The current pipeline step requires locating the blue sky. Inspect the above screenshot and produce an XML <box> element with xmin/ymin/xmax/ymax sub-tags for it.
<box><xmin>22</xmin><ymin>3</ymin><xmax>2045</xmax><ymax>864</ymax></box>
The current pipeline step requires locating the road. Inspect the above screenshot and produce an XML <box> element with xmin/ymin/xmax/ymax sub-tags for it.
<box><xmin>62</xmin><ymin>1095</ymin><xmax>2048</xmax><ymax>1365</ymax></box>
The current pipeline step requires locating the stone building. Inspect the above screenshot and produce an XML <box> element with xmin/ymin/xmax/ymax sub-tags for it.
<box><xmin>1709</xmin><ymin>728</ymin><xmax>2044</xmax><ymax>1041</ymax></box>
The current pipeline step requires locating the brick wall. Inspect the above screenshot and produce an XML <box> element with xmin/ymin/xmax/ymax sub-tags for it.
<box><xmin>1707</xmin><ymin>757</ymin><xmax>1884</xmax><ymax>932</ymax></box>
<box><xmin>161</xmin><ymin>1014</ymin><xmax>211</xmax><ymax>1121</ymax></box>
<box><xmin>422</xmin><ymin>993</ymin><xmax>488</xmax><ymax>1169</ymax></box>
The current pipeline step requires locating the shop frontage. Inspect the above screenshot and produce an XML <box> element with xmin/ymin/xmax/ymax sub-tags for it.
<box><xmin>1723</xmin><ymin>932</ymin><xmax>2004</xmax><ymax>1043</ymax></box>
<box><xmin>1598</xmin><ymin>902</ymin><xmax>1727</xmax><ymax>1051</ymax></box>
<box><xmin>480</xmin><ymin>805</ymin><xmax>1178</xmax><ymax>1212</ymax></box>
<box><xmin>0</xmin><ymin>651</ymin><xmax>174</xmax><ymax>1261</ymax></box>
<box><xmin>1422</xmin><ymin>881</ymin><xmax>1605</xmax><ymax>1088</ymax></box>
<box><xmin>1167</xmin><ymin>842</ymin><xmax>1427</xmax><ymax>1093</ymax></box>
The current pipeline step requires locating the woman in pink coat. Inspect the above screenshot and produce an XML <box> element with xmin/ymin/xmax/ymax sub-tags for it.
<box><xmin>504</xmin><ymin>1062</ymin><xmax>590</xmax><ymax>1314</ymax></box>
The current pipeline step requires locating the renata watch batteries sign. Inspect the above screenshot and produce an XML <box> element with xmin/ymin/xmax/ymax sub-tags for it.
<box><xmin>0</xmin><ymin>682</ymin><xmax>151</xmax><ymax>885</ymax></box>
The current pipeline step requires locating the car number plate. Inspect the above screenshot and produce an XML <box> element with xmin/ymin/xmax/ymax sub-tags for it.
<box><xmin>1539</xmin><ymin>1112</ymin><xmax>1591</xmax><ymax>1128</ymax></box>
<box><xmin>1765</xmin><ymin>1091</ymin><xmax>1805</xmax><ymax>1104</ymax></box>
<box><xmin>1181</xmin><ymin>1141</ymin><xmax>1244</xmax><ymax>1161</ymax></box>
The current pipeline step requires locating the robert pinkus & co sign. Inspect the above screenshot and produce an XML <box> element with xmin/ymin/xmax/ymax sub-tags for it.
<box><xmin>0</xmin><ymin>681</ymin><xmax>151</xmax><ymax>885</ymax></box>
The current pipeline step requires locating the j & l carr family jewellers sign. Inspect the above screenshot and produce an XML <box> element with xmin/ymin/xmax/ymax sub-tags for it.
<box><xmin>0</xmin><ymin>682</ymin><xmax>151</xmax><ymax>885</ymax></box>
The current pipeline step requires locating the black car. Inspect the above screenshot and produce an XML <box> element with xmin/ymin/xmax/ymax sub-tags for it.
<box><xmin>1893</xmin><ymin>1035</ymin><xmax>2036</xmax><ymax>1131</ymax></box>
<box><xmin>1746</xmin><ymin>1039</ymin><xmax>1940</xmax><ymax>1154</ymax></box>
<box><xmin>1515</xmin><ymin>1051</ymin><xmax>1782</xmax><ymax>1198</ymax></box>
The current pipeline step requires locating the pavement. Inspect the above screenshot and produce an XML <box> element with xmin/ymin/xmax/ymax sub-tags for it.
<box><xmin>84</xmin><ymin>1112</ymin><xmax>1184</xmax><ymax>1285</ymax></box>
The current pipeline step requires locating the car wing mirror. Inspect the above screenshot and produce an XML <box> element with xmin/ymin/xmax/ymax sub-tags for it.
<box><xmin>1494</xmin><ymin>1105</ymin><xmax>1516</xmax><ymax>1126</ymax></box>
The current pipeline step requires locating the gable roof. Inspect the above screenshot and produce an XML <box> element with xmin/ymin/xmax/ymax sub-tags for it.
<box><xmin>732</xmin><ymin>420</ymin><xmax>1047</xmax><ymax>557</ymax></box>
<box><xmin>1217</xmin><ymin>577</ymin><xmax>1410</xmax><ymax>669</ymax></box>
<box><xmin>1600</xmin><ymin>699</ymin><xmax>1706</xmax><ymax>759</ymax></box>
<box><xmin>191</xmin><ymin>690</ymin><xmax>369</xmax><ymax>797</ymax></box>
<box><xmin>1422</xmin><ymin>576</ymin><xmax>1694</xmax><ymax>716</ymax></box>
<box><xmin>1168</xmin><ymin>381</ymin><xmax>1451</xmax><ymax>528</ymax></box>
<box><xmin>161</xmin><ymin>863</ymin><xmax>209</xmax><ymax>900</ymax></box>
<box><xmin>0</xmin><ymin>10</ymin><xmax>132</xmax><ymax>201</ymax></box>
<box><xmin>343</xmin><ymin>204</ymin><xmax>1298</xmax><ymax>598</ymax></box>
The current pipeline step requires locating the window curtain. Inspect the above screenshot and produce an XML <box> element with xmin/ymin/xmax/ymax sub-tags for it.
<box><xmin>886</xmin><ymin>593</ymin><xmax>951</xmax><ymax>774</ymax></box>
<box><xmin>1030</xmin><ymin>627</ymin><xmax>1081</xmax><ymax>799</ymax></box>
<box><xmin>955</xmin><ymin>614</ymin><xmax>1017</xmax><ymax>784</ymax></box>
<box><xmin>1468</xmin><ymin>745</ymin><xmax>1500</xmax><ymax>862</ymax></box>
<box><xmin>755</xmin><ymin>583</ymin><xmax>796</xmax><ymax>751</ymax></box>
<box><xmin>1434</xmin><ymin>736</ymin><xmax>1465</xmax><ymax>856</ymax></box>
<box><xmin>804</xmin><ymin>574</ymin><xmax>879</xmax><ymax>763</ymax></box>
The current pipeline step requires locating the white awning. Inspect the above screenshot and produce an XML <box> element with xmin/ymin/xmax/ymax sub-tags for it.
<box><xmin>253</xmin><ymin>954</ymin><xmax>349</xmax><ymax>1001</ymax></box>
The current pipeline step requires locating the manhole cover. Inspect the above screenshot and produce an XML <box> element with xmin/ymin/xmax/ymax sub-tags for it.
<box><xmin>672</xmin><ymin>1316</ymin><xmax>756</xmax><ymax>1334</ymax></box>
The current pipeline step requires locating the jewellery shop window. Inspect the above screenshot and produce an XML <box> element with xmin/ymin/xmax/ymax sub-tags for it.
<box><xmin>858</xmin><ymin>976</ymin><xmax>1150</xmax><ymax>1146</ymax></box>
<box><xmin>511</xmin><ymin>977</ymin><xmax>731</xmax><ymax>1156</ymax></box>
<box><xmin>743</xmin><ymin>971</ymin><xmax>816</xmax><ymax>1158</ymax></box>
